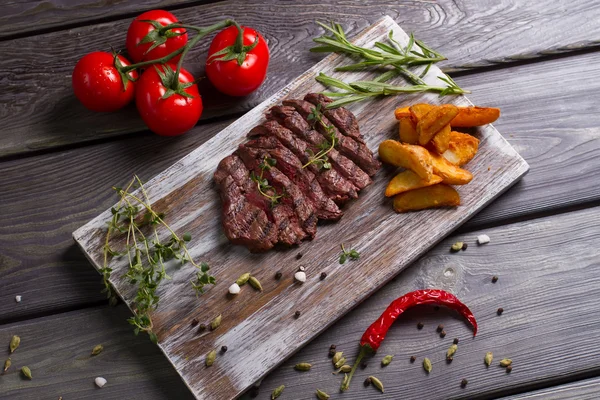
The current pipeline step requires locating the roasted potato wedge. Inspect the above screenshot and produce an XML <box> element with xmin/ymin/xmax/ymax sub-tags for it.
<box><xmin>394</xmin><ymin>106</ymin><xmax>411</xmax><ymax>120</ymax></box>
<box><xmin>398</xmin><ymin>117</ymin><xmax>419</xmax><ymax>144</ymax></box>
<box><xmin>386</xmin><ymin>170</ymin><xmax>443</xmax><ymax>197</ymax></box>
<box><xmin>393</xmin><ymin>184</ymin><xmax>460</xmax><ymax>213</ymax></box>
<box><xmin>379</xmin><ymin>140</ymin><xmax>434</xmax><ymax>181</ymax></box>
<box><xmin>442</xmin><ymin>131</ymin><xmax>480</xmax><ymax>166</ymax></box>
<box><xmin>417</xmin><ymin>104</ymin><xmax>459</xmax><ymax>145</ymax></box>
<box><xmin>430</xmin><ymin>151</ymin><xmax>473</xmax><ymax>185</ymax></box>
<box><xmin>409</xmin><ymin>103</ymin><xmax>434</xmax><ymax>123</ymax></box>
<box><xmin>430</xmin><ymin>124</ymin><xmax>451</xmax><ymax>154</ymax></box>
<box><xmin>451</xmin><ymin>106</ymin><xmax>500</xmax><ymax>127</ymax></box>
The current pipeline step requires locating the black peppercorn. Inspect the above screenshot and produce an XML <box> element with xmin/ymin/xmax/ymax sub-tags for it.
<box><xmin>294</xmin><ymin>310</ymin><xmax>301</xmax><ymax>319</ymax></box>
<box><xmin>329</xmin><ymin>348</ymin><xmax>336</xmax><ymax>357</ymax></box>
<box><xmin>453</xmin><ymin>338</ymin><xmax>459</xmax><ymax>345</ymax></box>
<box><xmin>296</xmin><ymin>253</ymin><xmax>303</xmax><ymax>260</ymax></box>
<box><xmin>446</xmin><ymin>357</ymin><xmax>453</xmax><ymax>363</ymax></box>
<box><xmin>275</xmin><ymin>271</ymin><xmax>282</xmax><ymax>280</ymax></box>
<box><xmin>364</xmin><ymin>377</ymin><xmax>372</xmax><ymax>387</ymax></box>
<box><xmin>506</xmin><ymin>365</ymin><xmax>512</xmax><ymax>373</ymax></box>
<box><xmin>462</xmin><ymin>242</ymin><xmax>468</xmax><ymax>250</ymax></box>
<box><xmin>497</xmin><ymin>307</ymin><xmax>504</xmax><ymax>315</ymax></box>
<box><xmin>437</xmin><ymin>324</ymin><xmax>444</xmax><ymax>333</ymax></box>
<box><xmin>461</xmin><ymin>379</ymin><xmax>468</xmax><ymax>388</ymax></box>
<box><xmin>330</xmin><ymin>344</ymin><xmax>336</xmax><ymax>350</ymax></box>
<box><xmin>191</xmin><ymin>318</ymin><xmax>199</xmax><ymax>327</ymax></box>
<box><xmin>492</xmin><ymin>275</ymin><xmax>499</xmax><ymax>283</ymax></box>
<box><xmin>410</xmin><ymin>355</ymin><xmax>416</xmax><ymax>363</ymax></box>
<box><xmin>417</xmin><ymin>322</ymin><xmax>424</xmax><ymax>330</ymax></box>
<box><xmin>440</xmin><ymin>330</ymin><xmax>447</xmax><ymax>338</ymax></box>
<box><xmin>320</xmin><ymin>272</ymin><xmax>327</xmax><ymax>280</ymax></box>
<box><xmin>361</xmin><ymin>361</ymin><xmax>368</xmax><ymax>369</ymax></box>
<box><xmin>221</xmin><ymin>346</ymin><xmax>228</xmax><ymax>353</ymax></box>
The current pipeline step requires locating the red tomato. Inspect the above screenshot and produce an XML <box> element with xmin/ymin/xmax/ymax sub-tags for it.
<box><xmin>72</xmin><ymin>52</ymin><xmax>138</xmax><ymax>112</ymax></box>
<box><xmin>136</xmin><ymin>65</ymin><xmax>203</xmax><ymax>136</ymax></box>
<box><xmin>126</xmin><ymin>10</ymin><xmax>188</xmax><ymax>63</ymax></box>
<box><xmin>205</xmin><ymin>26</ymin><xmax>269</xmax><ymax>97</ymax></box>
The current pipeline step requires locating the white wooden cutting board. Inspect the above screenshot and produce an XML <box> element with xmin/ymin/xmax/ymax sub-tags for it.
<box><xmin>73</xmin><ymin>16</ymin><xmax>529</xmax><ymax>400</ymax></box>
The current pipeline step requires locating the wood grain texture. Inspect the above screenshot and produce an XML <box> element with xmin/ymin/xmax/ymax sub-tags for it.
<box><xmin>2</xmin><ymin>45</ymin><xmax>598</xmax><ymax>327</ymax></box>
<box><xmin>500</xmin><ymin>377</ymin><xmax>600</xmax><ymax>400</ymax></box>
<box><xmin>4</xmin><ymin>202</ymin><xmax>600</xmax><ymax>399</ymax></box>
<box><xmin>3</xmin><ymin>0</ymin><xmax>600</xmax><ymax>157</ymax></box>
<box><xmin>250</xmin><ymin>205</ymin><xmax>600</xmax><ymax>400</ymax></box>
<box><xmin>73</xmin><ymin>18</ymin><xmax>527</xmax><ymax>400</ymax></box>
<box><xmin>0</xmin><ymin>306</ymin><xmax>194</xmax><ymax>400</ymax></box>
<box><xmin>0</xmin><ymin>0</ymin><xmax>208</xmax><ymax>40</ymax></box>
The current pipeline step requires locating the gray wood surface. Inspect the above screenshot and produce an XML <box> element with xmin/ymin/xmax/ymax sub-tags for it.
<box><xmin>2</xmin><ymin>0</ymin><xmax>600</xmax><ymax>157</ymax></box>
<box><xmin>72</xmin><ymin>18</ymin><xmax>527</xmax><ymax>400</ymax></box>
<box><xmin>3</xmin><ymin>203</ymin><xmax>600</xmax><ymax>399</ymax></box>
<box><xmin>3</xmin><ymin>47</ymin><xmax>599</xmax><ymax>326</ymax></box>
<box><xmin>250</xmin><ymin>205</ymin><xmax>600</xmax><ymax>400</ymax></box>
<box><xmin>499</xmin><ymin>377</ymin><xmax>600</xmax><ymax>400</ymax></box>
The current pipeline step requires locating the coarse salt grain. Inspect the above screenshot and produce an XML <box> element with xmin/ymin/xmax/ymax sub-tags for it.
<box><xmin>477</xmin><ymin>234</ymin><xmax>490</xmax><ymax>245</ymax></box>
<box><xmin>228</xmin><ymin>283</ymin><xmax>241</xmax><ymax>295</ymax></box>
<box><xmin>15</xmin><ymin>296</ymin><xmax>22</xmax><ymax>303</ymax></box>
<box><xmin>294</xmin><ymin>271</ymin><xmax>306</xmax><ymax>283</ymax></box>
<box><xmin>95</xmin><ymin>377</ymin><xmax>107</xmax><ymax>388</ymax></box>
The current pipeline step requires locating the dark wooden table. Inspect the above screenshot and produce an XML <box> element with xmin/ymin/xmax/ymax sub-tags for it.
<box><xmin>2</xmin><ymin>1</ymin><xmax>600</xmax><ymax>399</ymax></box>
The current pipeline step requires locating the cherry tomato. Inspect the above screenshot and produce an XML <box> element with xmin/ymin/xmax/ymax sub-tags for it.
<box><xmin>126</xmin><ymin>10</ymin><xmax>188</xmax><ymax>63</ymax></box>
<box><xmin>205</xmin><ymin>26</ymin><xmax>269</xmax><ymax>97</ymax></box>
<box><xmin>72</xmin><ymin>52</ymin><xmax>138</xmax><ymax>112</ymax></box>
<box><xmin>136</xmin><ymin>65</ymin><xmax>203</xmax><ymax>136</ymax></box>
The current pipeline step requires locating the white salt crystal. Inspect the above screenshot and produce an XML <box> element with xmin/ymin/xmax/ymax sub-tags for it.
<box><xmin>95</xmin><ymin>377</ymin><xmax>107</xmax><ymax>388</ymax></box>
<box><xmin>477</xmin><ymin>234</ymin><xmax>490</xmax><ymax>244</ymax></box>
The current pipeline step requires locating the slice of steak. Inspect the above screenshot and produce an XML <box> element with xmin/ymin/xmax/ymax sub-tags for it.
<box><xmin>282</xmin><ymin>99</ymin><xmax>381</xmax><ymax>176</ymax></box>
<box><xmin>214</xmin><ymin>155</ymin><xmax>278</xmax><ymax>252</ymax></box>
<box><xmin>248</xmin><ymin>123</ymin><xmax>347</xmax><ymax>216</ymax></box>
<box><xmin>267</xmin><ymin>106</ymin><xmax>372</xmax><ymax>189</ymax></box>
<box><xmin>304</xmin><ymin>93</ymin><xmax>364</xmax><ymax>144</ymax></box>
<box><xmin>236</xmin><ymin>144</ymin><xmax>318</xmax><ymax>239</ymax></box>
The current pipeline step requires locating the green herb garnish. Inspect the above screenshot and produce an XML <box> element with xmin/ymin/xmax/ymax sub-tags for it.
<box><xmin>304</xmin><ymin>104</ymin><xmax>337</xmax><ymax>170</ymax></box>
<box><xmin>339</xmin><ymin>243</ymin><xmax>360</xmax><ymax>264</ymax></box>
<box><xmin>250</xmin><ymin>156</ymin><xmax>284</xmax><ymax>207</ymax></box>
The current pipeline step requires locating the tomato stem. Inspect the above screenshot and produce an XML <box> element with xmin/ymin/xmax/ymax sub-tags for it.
<box><xmin>233</xmin><ymin>21</ymin><xmax>244</xmax><ymax>53</ymax></box>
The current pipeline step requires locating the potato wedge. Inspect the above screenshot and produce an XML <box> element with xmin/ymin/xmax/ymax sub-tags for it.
<box><xmin>430</xmin><ymin>151</ymin><xmax>473</xmax><ymax>185</ymax></box>
<box><xmin>393</xmin><ymin>184</ymin><xmax>460</xmax><ymax>213</ymax></box>
<box><xmin>409</xmin><ymin>103</ymin><xmax>434</xmax><ymax>123</ymax></box>
<box><xmin>430</xmin><ymin>124</ymin><xmax>451</xmax><ymax>153</ymax></box>
<box><xmin>451</xmin><ymin>106</ymin><xmax>500</xmax><ymax>127</ymax></box>
<box><xmin>386</xmin><ymin>170</ymin><xmax>443</xmax><ymax>197</ymax></box>
<box><xmin>442</xmin><ymin>131</ymin><xmax>480</xmax><ymax>166</ymax></box>
<box><xmin>417</xmin><ymin>104</ymin><xmax>459</xmax><ymax>145</ymax></box>
<box><xmin>379</xmin><ymin>140</ymin><xmax>434</xmax><ymax>181</ymax></box>
<box><xmin>394</xmin><ymin>106</ymin><xmax>411</xmax><ymax>120</ymax></box>
<box><xmin>398</xmin><ymin>117</ymin><xmax>419</xmax><ymax>144</ymax></box>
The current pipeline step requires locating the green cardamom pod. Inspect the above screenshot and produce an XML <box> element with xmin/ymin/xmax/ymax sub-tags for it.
<box><xmin>451</xmin><ymin>242</ymin><xmax>464</xmax><ymax>252</ymax></box>
<box><xmin>334</xmin><ymin>357</ymin><xmax>346</xmax><ymax>369</ymax></box>
<box><xmin>91</xmin><ymin>344</ymin><xmax>104</xmax><ymax>356</ymax></box>
<box><xmin>316</xmin><ymin>389</ymin><xmax>330</xmax><ymax>400</ymax></box>
<box><xmin>21</xmin><ymin>366</ymin><xmax>32</xmax><ymax>379</ymax></box>
<box><xmin>205</xmin><ymin>349</ymin><xmax>217</xmax><ymax>367</ymax></box>
<box><xmin>236</xmin><ymin>273</ymin><xmax>251</xmax><ymax>286</ymax></box>
<box><xmin>381</xmin><ymin>355</ymin><xmax>393</xmax><ymax>366</ymax></box>
<box><xmin>294</xmin><ymin>362</ymin><xmax>312</xmax><ymax>371</ymax></box>
<box><xmin>339</xmin><ymin>364</ymin><xmax>352</xmax><ymax>373</ymax></box>
<box><xmin>499</xmin><ymin>358</ymin><xmax>512</xmax><ymax>367</ymax></box>
<box><xmin>341</xmin><ymin>373</ymin><xmax>350</xmax><ymax>389</ymax></box>
<box><xmin>423</xmin><ymin>357</ymin><xmax>432</xmax><ymax>373</ymax></box>
<box><xmin>248</xmin><ymin>276</ymin><xmax>263</xmax><ymax>292</ymax></box>
<box><xmin>3</xmin><ymin>358</ymin><xmax>11</xmax><ymax>372</ymax></box>
<box><xmin>446</xmin><ymin>344</ymin><xmax>458</xmax><ymax>359</ymax></box>
<box><xmin>9</xmin><ymin>335</ymin><xmax>20</xmax><ymax>353</ymax></box>
<box><xmin>484</xmin><ymin>352</ymin><xmax>493</xmax><ymax>367</ymax></box>
<box><xmin>210</xmin><ymin>314</ymin><xmax>222</xmax><ymax>331</ymax></box>
<box><xmin>369</xmin><ymin>376</ymin><xmax>384</xmax><ymax>393</ymax></box>
<box><xmin>271</xmin><ymin>384</ymin><xmax>285</xmax><ymax>399</ymax></box>
<box><xmin>332</xmin><ymin>351</ymin><xmax>343</xmax><ymax>365</ymax></box>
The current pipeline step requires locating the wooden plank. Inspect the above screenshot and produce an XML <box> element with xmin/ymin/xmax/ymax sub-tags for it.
<box><xmin>499</xmin><ymin>377</ymin><xmax>600</xmax><ymax>400</ymax></box>
<box><xmin>2</xmin><ymin>0</ymin><xmax>600</xmax><ymax>157</ymax></box>
<box><xmin>1</xmin><ymin>45</ymin><xmax>598</xmax><ymax>326</ymax></box>
<box><xmin>0</xmin><ymin>0</ymin><xmax>208</xmax><ymax>40</ymax></box>
<box><xmin>0</xmin><ymin>305</ymin><xmax>194</xmax><ymax>400</ymax></box>
<box><xmin>72</xmin><ymin>17</ymin><xmax>527</xmax><ymax>400</ymax></box>
<box><xmin>4</xmin><ymin>203</ymin><xmax>600</xmax><ymax>399</ymax></box>
<box><xmin>251</xmin><ymin>205</ymin><xmax>600</xmax><ymax>400</ymax></box>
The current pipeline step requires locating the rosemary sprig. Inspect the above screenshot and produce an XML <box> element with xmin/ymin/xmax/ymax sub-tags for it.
<box><xmin>303</xmin><ymin>104</ymin><xmax>338</xmax><ymax>170</ymax></box>
<box><xmin>101</xmin><ymin>176</ymin><xmax>215</xmax><ymax>343</ymax></box>
<box><xmin>250</xmin><ymin>156</ymin><xmax>284</xmax><ymax>207</ymax></box>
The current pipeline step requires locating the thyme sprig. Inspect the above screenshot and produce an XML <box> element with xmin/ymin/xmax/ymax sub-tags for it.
<box><xmin>250</xmin><ymin>156</ymin><xmax>284</xmax><ymax>207</ymax></box>
<box><xmin>100</xmin><ymin>176</ymin><xmax>215</xmax><ymax>343</ymax></box>
<box><xmin>339</xmin><ymin>243</ymin><xmax>360</xmax><ymax>264</ymax></box>
<box><xmin>310</xmin><ymin>21</ymin><xmax>470</xmax><ymax>108</ymax></box>
<box><xmin>303</xmin><ymin>104</ymin><xmax>338</xmax><ymax>170</ymax></box>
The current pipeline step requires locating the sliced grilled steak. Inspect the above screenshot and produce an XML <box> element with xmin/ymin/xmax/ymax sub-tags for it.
<box><xmin>214</xmin><ymin>155</ymin><xmax>278</xmax><ymax>252</ymax></box>
<box><xmin>304</xmin><ymin>93</ymin><xmax>364</xmax><ymax>144</ymax></box>
<box><xmin>248</xmin><ymin>122</ymin><xmax>352</xmax><ymax>212</ymax></box>
<box><xmin>282</xmin><ymin>99</ymin><xmax>381</xmax><ymax>176</ymax></box>
<box><xmin>236</xmin><ymin>144</ymin><xmax>318</xmax><ymax>238</ymax></box>
<box><xmin>267</xmin><ymin>106</ymin><xmax>372</xmax><ymax>189</ymax></box>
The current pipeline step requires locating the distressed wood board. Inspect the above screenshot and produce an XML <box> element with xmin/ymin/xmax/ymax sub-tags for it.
<box><xmin>73</xmin><ymin>16</ymin><xmax>529</xmax><ymax>400</ymax></box>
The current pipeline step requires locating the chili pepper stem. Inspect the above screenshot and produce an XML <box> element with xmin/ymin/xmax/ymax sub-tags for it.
<box><xmin>340</xmin><ymin>345</ymin><xmax>372</xmax><ymax>392</ymax></box>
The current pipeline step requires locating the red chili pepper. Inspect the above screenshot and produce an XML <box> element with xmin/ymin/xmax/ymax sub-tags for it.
<box><xmin>341</xmin><ymin>289</ymin><xmax>477</xmax><ymax>391</ymax></box>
